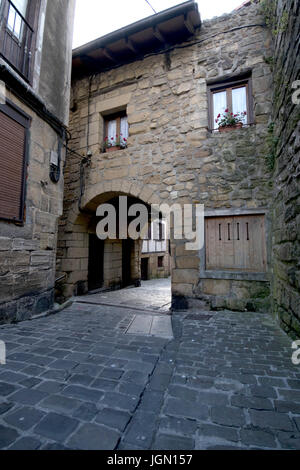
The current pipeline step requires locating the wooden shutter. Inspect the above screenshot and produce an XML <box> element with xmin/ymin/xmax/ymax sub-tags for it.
<box><xmin>0</xmin><ymin>109</ymin><xmax>27</xmax><ymax>222</ymax></box>
<box><xmin>205</xmin><ymin>215</ymin><xmax>266</xmax><ymax>272</ymax></box>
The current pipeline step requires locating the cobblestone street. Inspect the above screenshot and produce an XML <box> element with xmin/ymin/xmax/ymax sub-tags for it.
<box><xmin>0</xmin><ymin>281</ymin><xmax>300</xmax><ymax>450</ymax></box>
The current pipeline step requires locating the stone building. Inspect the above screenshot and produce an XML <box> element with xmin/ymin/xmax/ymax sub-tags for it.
<box><xmin>0</xmin><ymin>0</ymin><xmax>75</xmax><ymax>322</ymax></box>
<box><xmin>57</xmin><ymin>0</ymin><xmax>299</xmax><ymax>337</ymax></box>
<box><xmin>58</xmin><ymin>0</ymin><xmax>272</xmax><ymax>308</ymax></box>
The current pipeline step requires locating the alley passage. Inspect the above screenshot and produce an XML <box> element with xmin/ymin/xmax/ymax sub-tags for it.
<box><xmin>76</xmin><ymin>278</ymin><xmax>172</xmax><ymax>314</ymax></box>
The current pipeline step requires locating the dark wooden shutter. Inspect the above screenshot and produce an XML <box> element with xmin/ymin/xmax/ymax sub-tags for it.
<box><xmin>205</xmin><ymin>215</ymin><xmax>266</xmax><ymax>272</ymax></box>
<box><xmin>0</xmin><ymin>110</ymin><xmax>26</xmax><ymax>221</ymax></box>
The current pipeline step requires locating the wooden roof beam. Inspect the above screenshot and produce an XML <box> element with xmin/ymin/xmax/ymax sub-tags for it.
<box><xmin>125</xmin><ymin>37</ymin><xmax>139</xmax><ymax>54</ymax></box>
<box><xmin>81</xmin><ymin>54</ymin><xmax>95</xmax><ymax>66</ymax></box>
<box><xmin>152</xmin><ymin>26</ymin><xmax>165</xmax><ymax>44</ymax></box>
<box><xmin>101</xmin><ymin>47</ymin><xmax>118</xmax><ymax>63</ymax></box>
<box><xmin>183</xmin><ymin>13</ymin><xmax>195</xmax><ymax>35</ymax></box>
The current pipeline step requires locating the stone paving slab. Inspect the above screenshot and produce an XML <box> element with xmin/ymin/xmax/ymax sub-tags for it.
<box><xmin>125</xmin><ymin>314</ymin><xmax>173</xmax><ymax>339</ymax></box>
<box><xmin>0</xmin><ymin>294</ymin><xmax>299</xmax><ymax>450</ymax></box>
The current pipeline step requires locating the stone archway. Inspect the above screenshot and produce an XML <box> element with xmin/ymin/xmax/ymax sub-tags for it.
<box><xmin>57</xmin><ymin>181</ymin><xmax>168</xmax><ymax>300</ymax></box>
<box><xmin>64</xmin><ymin>179</ymin><xmax>161</xmax><ymax>232</ymax></box>
<box><xmin>57</xmin><ymin>178</ymin><xmax>201</xmax><ymax>309</ymax></box>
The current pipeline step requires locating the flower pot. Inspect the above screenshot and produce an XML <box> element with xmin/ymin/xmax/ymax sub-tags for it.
<box><xmin>106</xmin><ymin>145</ymin><xmax>120</xmax><ymax>152</ymax></box>
<box><xmin>218</xmin><ymin>123</ymin><xmax>243</xmax><ymax>133</ymax></box>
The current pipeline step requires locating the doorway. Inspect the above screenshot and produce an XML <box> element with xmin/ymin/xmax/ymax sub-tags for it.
<box><xmin>122</xmin><ymin>239</ymin><xmax>133</xmax><ymax>287</ymax></box>
<box><xmin>88</xmin><ymin>234</ymin><xmax>104</xmax><ymax>291</ymax></box>
<box><xmin>141</xmin><ymin>258</ymin><xmax>149</xmax><ymax>281</ymax></box>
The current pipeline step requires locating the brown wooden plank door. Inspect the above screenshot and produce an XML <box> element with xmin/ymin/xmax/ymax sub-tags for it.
<box><xmin>205</xmin><ymin>215</ymin><xmax>266</xmax><ymax>272</ymax></box>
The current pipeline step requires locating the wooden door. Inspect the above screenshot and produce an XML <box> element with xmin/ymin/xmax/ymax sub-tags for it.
<box><xmin>205</xmin><ymin>215</ymin><xmax>266</xmax><ymax>272</ymax></box>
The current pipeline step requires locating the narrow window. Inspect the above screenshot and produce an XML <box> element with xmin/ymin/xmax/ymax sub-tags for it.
<box><xmin>0</xmin><ymin>0</ymin><xmax>38</xmax><ymax>81</ymax></box>
<box><xmin>7</xmin><ymin>0</ymin><xmax>28</xmax><ymax>39</ymax></box>
<box><xmin>104</xmin><ymin>110</ymin><xmax>128</xmax><ymax>150</ymax></box>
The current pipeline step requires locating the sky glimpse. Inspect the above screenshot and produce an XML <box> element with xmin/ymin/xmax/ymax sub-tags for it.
<box><xmin>73</xmin><ymin>0</ymin><xmax>245</xmax><ymax>48</ymax></box>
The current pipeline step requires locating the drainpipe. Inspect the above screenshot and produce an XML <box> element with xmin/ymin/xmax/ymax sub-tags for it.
<box><xmin>78</xmin><ymin>74</ymin><xmax>95</xmax><ymax>212</ymax></box>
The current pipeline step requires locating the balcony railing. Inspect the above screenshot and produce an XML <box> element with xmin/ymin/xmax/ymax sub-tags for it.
<box><xmin>0</xmin><ymin>0</ymin><xmax>34</xmax><ymax>81</ymax></box>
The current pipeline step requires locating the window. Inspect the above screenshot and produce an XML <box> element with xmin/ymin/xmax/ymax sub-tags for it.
<box><xmin>205</xmin><ymin>215</ymin><xmax>266</xmax><ymax>272</ymax></box>
<box><xmin>158</xmin><ymin>256</ymin><xmax>164</xmax><ymax>268</ymax></box>
<box><xmin>0</xmin><ymin>101</ymin><xmax>30</xmax><ymax>222</ymax></box>
<box><xmin>0</xmin><ymin>0</ymin><xmax>37</xmax><ymax>81</ymax></box>
<box><xmin>208</xmin><ymin>76</ymin><xmax>253</xmax><ymax>130</ymax></box>
<box><xmin>142</xmin><ymin>220</ymin><xmax>167</xmax><ymax>254</ymax></box>
<box><xmin>158</xmin><ymin>220</ymin><xmax>164</xmax><ymax>242</ymax></box>
<box><xmin>104</xmin><ymin>111</ymin><xmax>128</xmax><ymax>149</ymax></box>
<box><xmin>7</xmin><ymin>0</ymin><xmax>28</xmax><ymax>39</ymax></box>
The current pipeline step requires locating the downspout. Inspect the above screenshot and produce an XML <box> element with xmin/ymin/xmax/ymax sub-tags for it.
<box><xmin>78</xmin><ymin>74</ymin><xmax>94</xmax><ymax>212</ymax></box>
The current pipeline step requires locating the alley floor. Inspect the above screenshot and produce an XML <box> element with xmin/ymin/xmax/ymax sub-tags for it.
<box><xmin>0</xmin><ymin>283</ymin><xmax>300</xmax><ymax>450</ymax></box>
<box><xmin>76</xmin><ymin>278</ymin><xmax>172</xmax><ymax>313</ymax></box>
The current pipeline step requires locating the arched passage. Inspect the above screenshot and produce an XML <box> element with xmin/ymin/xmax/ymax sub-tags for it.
<box><xmin>57</xmin><ymin>187</ymin><xmax>172</xmax><ymax>301</ymax></box>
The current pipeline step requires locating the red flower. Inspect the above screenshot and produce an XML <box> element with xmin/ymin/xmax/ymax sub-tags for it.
<box><xmin>244</xmin><ymin>111</ymin><xmax>247</xmax><ymax>115</ymax></box>
<box><xmin>217</xmin><ymin>113</ymin><xmax>220</xmax><ymax>118</ymax></box>
<box><xmin>123</xmin><ymin>138</ymin><xmax>127</xmax><ymax>142</ymax></box>
<box><xmin>215</xmin><ymin>119</ymin><xmax>218</xmax><ymax>123</ymax></box>
<box><xmin>111</xmin><ymin>137</ymin><xmax>114</xmax><ymax>140</ymax></box>
<box><xmin>225</xmin><ymin>108</ymin><xmax>228</xmax><ymax>113</ymax></box>
<box><xmin>104</xmin><ymin>137</ymin><xmax>108</xmax><ymax>141</ymax></box>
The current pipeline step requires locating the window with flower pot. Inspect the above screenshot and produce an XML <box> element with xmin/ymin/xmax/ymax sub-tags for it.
<box><xmin>207</xmin><ymin>76</ymin><xmax>253</xmax><ymax>131</ymax></box>
<box><xmin>103</xmin><ymin>111</ymin><xmax>128</xmax><ymax>151</ymax></box>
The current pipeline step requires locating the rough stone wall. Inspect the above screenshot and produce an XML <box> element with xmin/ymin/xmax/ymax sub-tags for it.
<box><xmin>0</xmin><ymin>92</ymin><xmax>66</xmax><ymax>323</ymax></box>
<box><xmin>104</xmin><ymin>240</ymin><xmax>122</xmax><ymax>288</ymax></box>
<box><xmin>0</xmin><ymin>0</ymin><xmax>75</xmax><ymax>323</ymax></box>
<box><xmin>58</xmin><ymin>3</ymin><xmax>274</xmax><ymax>310</ymax></box>
<box><xmin>271</xmin><ymin>0</ymin><xmax>300</xmax><ymax>337</ymax></box>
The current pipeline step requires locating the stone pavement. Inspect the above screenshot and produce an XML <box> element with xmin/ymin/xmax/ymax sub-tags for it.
<box><xmin>0</xmin><ymin>292</ymin><xmax>300</xmax><ymax>450</ymax></box>
<box><xmin>76</xmin><ymin>278</ymin><xmax>172</xmax><ymax>313</ymax></box>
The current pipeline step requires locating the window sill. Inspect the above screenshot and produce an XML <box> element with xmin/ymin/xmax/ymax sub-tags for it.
<box><xmin>142</xmin><ymin>251</ymin><xmax>167</xmax><ymax>254</ymax></box>
<box><xmin>199</xmin><ymin>270</ymin><xmax>270</xmax><ymax>282</ymax></box>
<box><xmin>207</xmin><ymin>123</ymin><xmax>256</xmax><ymax>134</ymax></box>
<box><xmin>0</xmin><ymin>215</ymin><xmax>24</xmax><ymax>226</ymax></box>
<box><xmin>102</xmin><ymin>146</ymin><xmax>128</xmax><ymax>153</ymax></box>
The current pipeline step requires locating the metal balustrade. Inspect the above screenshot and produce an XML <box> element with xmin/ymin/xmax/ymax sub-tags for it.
<box><xmin>0</xmin><ymin>0</ymin><xmax>33</xmax><ymax>81</ymax></box>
